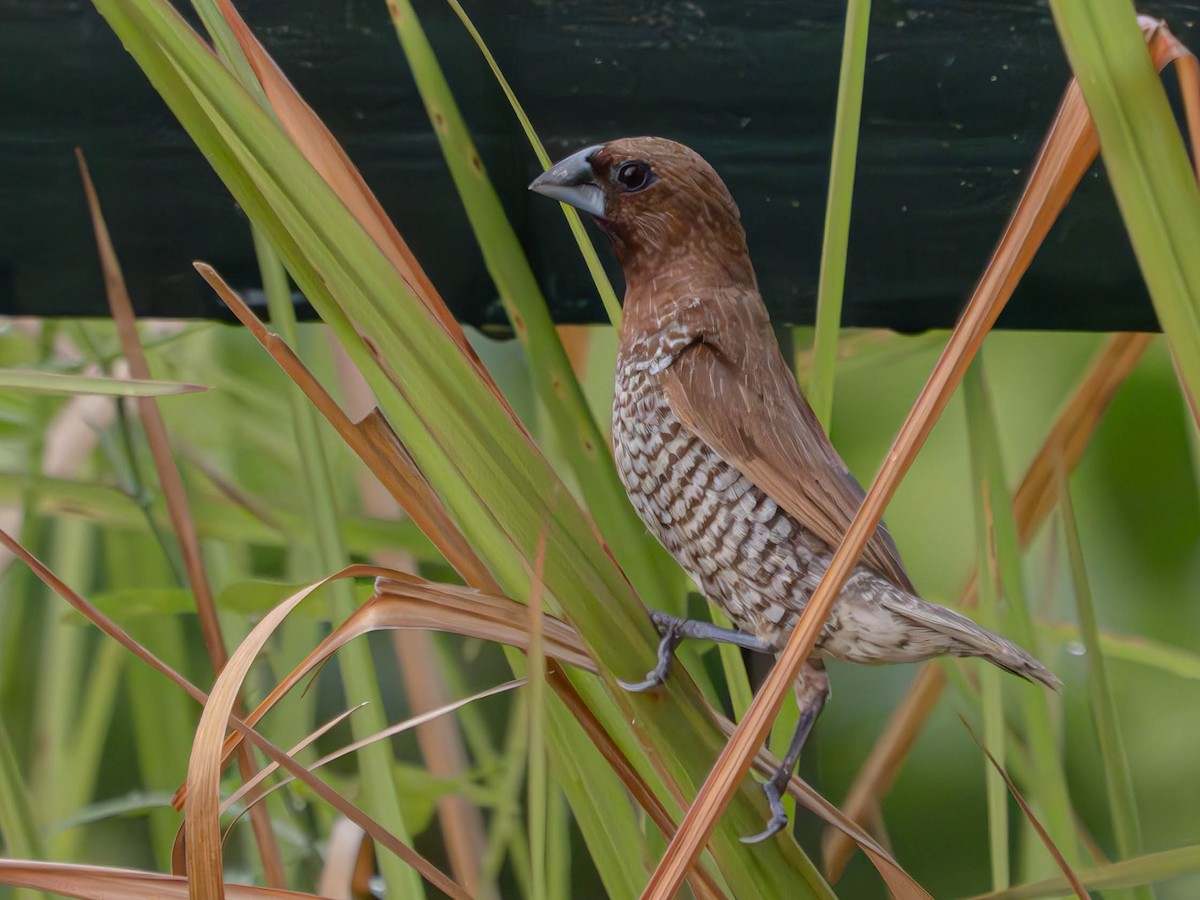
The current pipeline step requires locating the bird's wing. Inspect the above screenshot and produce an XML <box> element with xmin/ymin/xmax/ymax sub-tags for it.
<box><xmin>659</xmin><ymin>331</ymin><xmax>914</xmax><ymax>593</ymax></box>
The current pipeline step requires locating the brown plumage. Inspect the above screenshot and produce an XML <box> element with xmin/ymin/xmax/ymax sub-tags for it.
<box><xmin>531</xmin><ymin>137</ymin><xmax>1059</xmax><ymax>841</ymax></box>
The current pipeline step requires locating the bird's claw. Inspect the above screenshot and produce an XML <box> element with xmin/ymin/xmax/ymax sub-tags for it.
<box><xmin>619</xmin><ymin>614</ymin><xmax>685</xmax><ymax>692</ymax></box>
<box><xmin>616</xmin><ymin>672</ymin><xmax>666</xmax><ymax>692</ymax></box>
<box><xmin>739</xmin><ymin>780</ymin><xmax>789</xmax><ymax>844</ymax></box>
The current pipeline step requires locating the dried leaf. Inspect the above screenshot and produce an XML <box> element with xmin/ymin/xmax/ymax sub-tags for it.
<box><xmin>0</xmin><ymin>860</ymin><xmax>321</xmax><ymax>899</ymax></box>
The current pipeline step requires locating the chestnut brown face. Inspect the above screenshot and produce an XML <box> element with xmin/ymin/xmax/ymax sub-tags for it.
<box><xmin>530</xmin><ymin>137</ymin><xmax>746</xmax><ymax>278</ymax></box>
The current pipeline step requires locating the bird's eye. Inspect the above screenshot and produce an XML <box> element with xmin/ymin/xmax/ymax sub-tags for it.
<box><xmin>616</xmin><ymin>161</ymin><xmax>653</xmax><ymax>192</ymax></box>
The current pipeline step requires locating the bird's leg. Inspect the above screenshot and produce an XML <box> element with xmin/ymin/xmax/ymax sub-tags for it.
<box><xmin>741</xmin><ymin>657</ymin><xmax>830</xmax><ymax>844</ymax></box>
<box><xmin>618</xmin><ymin>610</ymin><xmax>775</xmax><ymax>692</ymax></box>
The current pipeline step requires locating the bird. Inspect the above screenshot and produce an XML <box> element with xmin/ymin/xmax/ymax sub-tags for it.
<box><xmin>529</xmin><ymin>137</ymin><xmax>1060</xmax><ymax>843</ymax></box>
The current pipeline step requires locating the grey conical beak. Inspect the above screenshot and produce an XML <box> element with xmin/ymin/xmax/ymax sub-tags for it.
<box><xmin>529</xmin><ymin>145</ymin><xmax>606</xmax><ymax>217</ymax></box>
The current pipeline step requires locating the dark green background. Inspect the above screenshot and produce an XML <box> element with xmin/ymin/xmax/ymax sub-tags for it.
<box><xmin>5</xmin><ymin>0</ymin><xmax>1198</xmax><ymax>330</ymax></box>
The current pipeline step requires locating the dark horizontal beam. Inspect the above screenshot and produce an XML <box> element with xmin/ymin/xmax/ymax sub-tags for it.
<box><xmin>5</xmin><ymin>0</ymin><xmax>1193</xmax><ymax>332</ymax></box>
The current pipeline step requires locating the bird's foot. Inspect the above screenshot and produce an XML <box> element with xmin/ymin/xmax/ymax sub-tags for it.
<box><xmin>740</xmin><ymin>658</ymin><xmax>830</xmax><ymax>845</ymax></box>
<box><xmin>618</xmin><ymin>611</ymin><xmax>776</xmax><ymax>692</ymax></box>
<box><xmin>740</xmin><ymin>779</ymin><xmax>790</xmax><ymax>844</ymax></box>
<box><xmin>617</xmin><ymin>615</ymin><xmax>684</xmax><ymax>692</ymax></box>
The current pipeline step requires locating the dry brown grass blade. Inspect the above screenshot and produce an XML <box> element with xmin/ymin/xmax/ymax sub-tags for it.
<box><xmin>222</xmin><ymin>683</ymin><xmax>522</xmax><ymax>837</ymax></box>
<box><xmin>642</xmin><ymin>37</ymin><xmax>1109</xmax><ymax>900</ymax></box>
<box><xmin>171</xmin><ymin>705</ymin><xmax>369</xmax><ymax>876</ymax></box>
<box><xmin>192</xmin><ymin>575</ymin><xmax>593</xmax><ymax>787</ymax></box>
<box><xmin>1141</xmin><ymin>16</ymin><xmax>1200</xmax><ymax>180</ymax></box>
<box><xmin>195</xmin><ymin>263</ymin><xmax>500</xmax><ymax>594</ymax></box>
<box><xmin>183</xmin><ymin>564</ymin><xmax>470</xmax><ymax>900</ymax></box>
<box><xmin>0</xmin><ymin>860</ymin><xmax>326</xmax><ymax>900</ymax></box>
<box><xmin>370</xmin><ymin>575</ymin><xmax>926</xmax><ymax>897</ymax></box>
<box><xmin>0</xmin><ymin>527</ymin><xmax>205</xmax><ymax>704</ymax></box>
<box><xmin>823</xmin><ymin>331</ymin><xmax>1152</xmax><ymax>879</ymax></box>
<box><xmin>77</xmin><ymin>153</ymin><xmax>285</xmax><ymax>886</ymax></box>
<box><xmin>207</xmin><ymin>0</ymin><xmax>501</xmax><ymax>404</ymax></box>
<box><xmin>219</xmin><ymin>705</ymin><xmax>369</xmax><ymax>825</ymax></box>
<box><xmin>961</xmin><ymin>720</ymin><xmax>1088</xmax><ymax>899</ymax></box>
<box><xmin>77</xmin><ymin>151</ymin><xmax>226</xmax><ymax>679</ymax></box>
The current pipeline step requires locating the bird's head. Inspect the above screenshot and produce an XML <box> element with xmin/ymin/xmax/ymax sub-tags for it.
<box><xmin>529</xmin><ymin>137</ymin><xmax>753</xmax><ymax>288</ymax></box>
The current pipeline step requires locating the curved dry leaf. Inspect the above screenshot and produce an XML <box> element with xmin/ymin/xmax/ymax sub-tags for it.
<box><xmin>183</xmin><ymin>564</ymin><xmax>469</xmax><ymax>900</ymax></box>
<box><xmin>223</xmin><ymin>682</ymin><xmax>522</xmax><ymax>831</ymax></box>
<box><xmin>0</xmin><ymin>859</ymin><xmax>326</xmax><ymax>899</ymax></box>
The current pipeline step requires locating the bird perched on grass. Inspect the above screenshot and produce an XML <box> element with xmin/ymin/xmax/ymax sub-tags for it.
<box><xmin>529</xmin><ymin>137</ymin><xmax>1059</xmax><ymax>843</ymax></box>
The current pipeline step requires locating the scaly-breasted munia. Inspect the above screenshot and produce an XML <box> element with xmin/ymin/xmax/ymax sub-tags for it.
<box><xmin>531</xmin><ymin>137</ymin><xmax>1058</xmax><ymax>842</ymax></box>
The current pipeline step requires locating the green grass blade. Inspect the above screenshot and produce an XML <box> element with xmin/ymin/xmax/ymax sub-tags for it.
<box><xmin>0</xmin><ymin>370</ymin><xmax>203</xmax><ymax>397</ymax></box>
<box><xmin>440</xmin><ymin>0</ymin><xmax>621</xmax><ymax>328</ymax></box>
<box><xmin>51</xmin><ymin>639</ymin><xmax>123</xmax><ymax>861</ymax></box>
<box><xmin>527</xmin><ymin>590</ymin><xmax>548</xmax><ymax>900</ymax></box>
<box><xmin>0</xmin><ymin>717</ymin><xmax>42</xmax><ymax>860</ymax></box>
<box><xmin>1048</xmin><ymin>4</ymin><xmax>1200</xmax><ymax>400</ymax></box>
<box><xmin>384</xmin><ymin>0</ymin><xmax>681</xmax><ymax>610</ymax></box>
<box><xmin>807</xmin><ymin>0</ymin><xmax>871</xmax><ymax>430</ymax></box>
<box><xmin>965</xmin><ymin>362</ymin><xmax>1011</xmax><ymax>891</ymax></box>
<box><xmin>1058</xmin><ymin>478</ymin><xmax>1147</xmax><ymax>897</ymax></box>
<box><xmin>962</xmin><ymin>360</ymin><xmax>1079</xmax><ymax>872</ymax></box>
<box><xmin>971</xmin><ymin>843</ymin><xmax>1200</xmax><ymax>900</ymax></box>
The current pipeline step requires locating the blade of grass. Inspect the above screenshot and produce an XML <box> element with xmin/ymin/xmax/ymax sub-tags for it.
<box><xmin>481</xmin><ymin>693</ymin><xmax>534</xmax><ymax>897</ymax></box>
<box><xmin>0</xmin><ymin>716</ymin><xmax>42</xmax><ymax>859</ymax></box>
<box><xmin>51</xmin><ymin>638</ymin><xmax>125</xmax><ymax>861</ymax></box>
<box><xmin>971</xmin><ymin>844</ymin><xmax>1200</xmax><ymax>899</ymax></box>
<box><xmin>962</xmin><ymin>720</ymin><xmax>1087</xmax><ymax>899</ymax></box>
<box><xmin>1051</xmin><ymin>6</ymin><xmax>1200</xmax><ymax>400</ymax></box>
<box><xmin>0</xmin><ymin>370</ymin><xmax>204</xmax><ymax>397</ymax></box>
<box><xmin>962</xmin><ymin>361</ymin><xmax>1077</xmax><ymax>870</ymax></box>
<box><xmin>440</xmin><ymin>0</ymin><xmax>621</xmax><ymax>328</ymax></box>
<box><xmin>527</xmin><ymin>537</ymin><xmax>548</xmax><ymax>900</ymax></box>
<box><xmin>383</xmin><ymin>0</ymin><xmax>681</xmax><ymax>609</ymax></box>
<box><xmin>223</xmin><ymin>683</ymin><xmax>522</xmax><ymax>820</ymax></box>
<box><xmin>965</xmin><ymin>369</ymin><xmax>1010</xmax><ymax>891</ymax></box>
<box><xmin>200</xmin><ymin>0</ymin><xmax>494</xmax><ymax>389</ymax></box>
<box><xmin>1058</xmin><ymin>475</ymin><xmax>1146</xmax><ymax>894</ymax></box>
<box><xmin>30</xmin><ymin>516</ymin><xmax>93</xmax><ymax>859</ymax></box>
<box><xmin>808</xmin><ymin>0</ymin><xmax>872</xmax><ymax>429</ymax></box>
<box><xmin>0</xmin><ymin>860</ymin><xmax>325</xmax><ymax>899</ymax></box>
<box><xmin>1049</xmin><ymin>8</ymin><xmax>1200</xmax><ymax>402</ymax></box>
<box><xmin>822</xmin><ymin>150</ymin><xmax>1154</xmax><ymax>881</ymax></box>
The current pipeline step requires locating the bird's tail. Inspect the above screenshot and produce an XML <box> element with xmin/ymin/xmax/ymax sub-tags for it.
<box><xmin>889</xmin><ymin>598</ymin><xmax>1062</xmax><ymax>691</ymax></box>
